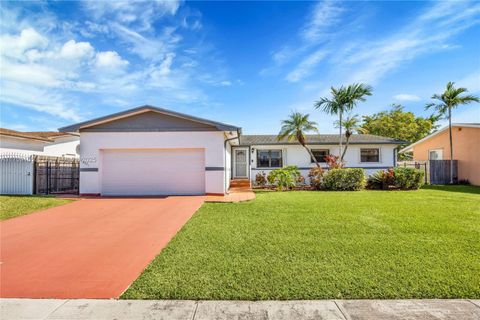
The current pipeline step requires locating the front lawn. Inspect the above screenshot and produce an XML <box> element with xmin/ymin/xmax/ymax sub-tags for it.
<box><xmin>122</xmin><ymin>186</ymin><xmax>480</xmax><ymax>300</ymax></box>
<box><xmin>0</xmin><ymin>196</ymin><xmax>72</xmax><ymax>220</ymax></box>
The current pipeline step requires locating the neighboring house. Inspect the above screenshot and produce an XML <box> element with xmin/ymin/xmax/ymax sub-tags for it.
<box><xmin>59</xmin><ymin>105</ymin><xmax>405</xmax><ymax>196</ymax></box>
<box><xmin>0</xmin><ymin>128</ymin><xmax>79</xmax><ymax>157</ymax></box>
<box><xmin>400</xmin><ymin>123</ymin><xmax>480</xmax><ymax>186</ymax></box>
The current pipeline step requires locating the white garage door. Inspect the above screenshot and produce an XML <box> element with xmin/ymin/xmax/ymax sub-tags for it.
<box><xmin>101</xmin><ymin>149</ymin><xmax>205</xmax><ymax>196</ymax></box>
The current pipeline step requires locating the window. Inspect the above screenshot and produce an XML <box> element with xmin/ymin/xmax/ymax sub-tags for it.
<box><xmin>429</xmin><ymin>149</ymin><xmax>443</xmax><ymax>160</ymax></box>
<box><xmin>311</xmin><ymin>149</ymin><xmax>329</xmax><ymax>163</ymax></box>
<box><xmin>360</xmin><ymin>148</ymin><xmax>380</xmax><ymax>162</ymax></box>
<box><xmin>257</xmin><ymin>150</ymin><xmax>283</xmax><ymax>168</ymax></box>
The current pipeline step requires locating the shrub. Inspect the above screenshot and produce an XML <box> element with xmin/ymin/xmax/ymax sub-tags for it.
<box><xmin>366</xmin><ymin>169</ymin><xmax>395</xmax><ymax>190</ymax></box>
<box><xmin>366</xmin><ymin>167</ymin><xmax>425</xmax><ymax>190</ymax></box>
<box><xmin>255</xmin><ymin>171</ymin><xmax>267</xmax><ymax>186</ymax></box>
<box><xmin>392</xmin><ymin>167</ymin><xmax>424</xmax><ymax>190</ymax></box>
<box><xmin>322</xmin><ymin>168</ymin><xmax>365</xmax><ymax>191</ymax></box>
<box><xmin>267</xmin><ymin>166</ymin><xmax>302</xmax><ymax>191</ymax></box>
<box><xmin>308</xmin><ymin>167</ymin><xmax>324</xmax><ymax>190</ymax></box>
<box><xmin>324</xmin><ymin>155</ymin><xmax>343</xmax><ymax>169</ymax></box>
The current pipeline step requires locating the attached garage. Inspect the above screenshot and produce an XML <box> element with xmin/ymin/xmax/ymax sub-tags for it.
<box><xmin>59</xmin><ymin>105</ymin><xmax>241</xmax><ymax>196</ymax></box>
<box><xmin>101</xmin><ymin>149</ymin><xmax>205</xmax><ymax>196</ymax></box>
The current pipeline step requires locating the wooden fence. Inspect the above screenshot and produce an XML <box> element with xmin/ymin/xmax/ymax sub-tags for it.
<box><xmin>397</xmin><ymin>160</ymin><xmax>458</xmax><ymax>185</ymax></box>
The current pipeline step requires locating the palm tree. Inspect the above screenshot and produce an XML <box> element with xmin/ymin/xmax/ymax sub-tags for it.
<box><xmin>335</xmin><ymin>114</ymin><xmax>368</xmax><ymax>161</ymax></box>
<box><xmin>314</xmin><ymin>83</ymin><xmax>372</xmax><ymax>159</ymax></box>
<box><xmin>278</xmin><ymin>111</ymin><xmax>321</xmax><ymax>167</ymax></box>
<box><xmin>426</xmin><ymin>82</ymin><xmax>479</xmax><ymax>183</ymax></box>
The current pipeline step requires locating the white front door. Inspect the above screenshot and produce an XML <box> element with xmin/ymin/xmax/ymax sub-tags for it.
<box><xmin>234</xmin><ymin>149</ymin><xmax>248</xmax><ymax>178</ymax></box>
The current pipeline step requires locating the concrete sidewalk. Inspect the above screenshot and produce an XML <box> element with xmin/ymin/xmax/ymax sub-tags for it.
<box><xmin>1</xmin><ymin>299</ymin><xmax>479</xmax><ymax>320</ymax></box>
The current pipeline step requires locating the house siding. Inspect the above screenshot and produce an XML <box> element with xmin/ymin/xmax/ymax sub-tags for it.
<box><xmin>247</xmin><ymin>144</ymin><xmax>397</xmax><ymax>184</ymax></box>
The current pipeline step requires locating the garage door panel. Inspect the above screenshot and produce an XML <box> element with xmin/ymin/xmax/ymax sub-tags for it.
<box><xmin>101</xmin><ymin>149</ymin><xmax>205</xmax><ymax>196</ymax></box>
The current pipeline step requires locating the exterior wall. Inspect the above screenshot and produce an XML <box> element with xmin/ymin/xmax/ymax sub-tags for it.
<box><xmin>247</xmin><ymin>144</ymin><xmax>397</xmax><ymax>184</ymax></box>
<box><xmin>0</xmin><ymin>136</ymin><xmax>46</xmax><ymax>153</ymax></box>
<box><xmin>412</xmin><ymin>127</ymin><xmax>480</xmax><ymax>185</ymax></box>
<box><xmin>43</xmin><ymin>136</ymin><xmax>79</xmax><ymax>157</ymax></box>
<box><xmin>225</xmin><ymin>141</ymin><xmax>232</xmax><ymax>189</ymax></box>
<box><xmin>79</xmin><ymin>131</ymin><xmax>227</xmax><ymax>195</ymax></box>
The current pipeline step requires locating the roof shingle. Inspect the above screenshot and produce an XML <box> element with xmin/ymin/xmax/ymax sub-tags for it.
<box><xmin>240</xmin><ymin>134</ymin><xmax>407</xmax><ymax>145</ymax></box>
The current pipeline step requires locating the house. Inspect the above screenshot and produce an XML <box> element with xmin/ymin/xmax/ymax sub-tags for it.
<box><xmin>400</xmin><ymin>123</ymin><xmax>480</xmax><ymax>186</ymax></box>
<box><xmin>0</xmin><ymin>128</ymin><xmax>79</xmax><ymax>157</ymax></box>
<box><xmin>59</xmin><ymin>105</ymin><xmax>405</xmax><ymax>196</ymax></box>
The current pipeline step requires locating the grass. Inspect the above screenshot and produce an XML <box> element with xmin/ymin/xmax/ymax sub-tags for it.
<box><xmin>0</xmin><ymin>195</ymin><xmax>72</xmax><ymax>220</ymax></box>
<box><xmin>122</xmin><ymin>185</ymin><xmax>480</xmax><ymax>300</ymax></box>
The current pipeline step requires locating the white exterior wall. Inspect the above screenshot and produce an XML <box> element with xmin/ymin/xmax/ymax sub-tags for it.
<box><xmin>249</xmin><ymin>144</ymin><xmax>397</xmax><ymax>183</ymax></box>
<box><xmin>79</xmin><ymin>131</ymin><xmax>227</xmax><ymax>195</ymax></box>
<box><xmin>0</xmin><ymin>136</ymin><xmax>46</xmax><ymax>154</ymax></box>
<box><xmin>225</xmin><ymin>141</ymin><xmax>232</xmax><ymax>189</ymax></box>
<box><xmin>43</xmin><ymin>136</ymin><xmax>79</xmax><ymax>157</ymax></box>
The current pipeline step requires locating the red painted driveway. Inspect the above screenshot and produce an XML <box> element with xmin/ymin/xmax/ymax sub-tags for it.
<box><xmin>0</xmin><ymin>196</ymin><xmax>204</xmax><ymax>299</ymax></box>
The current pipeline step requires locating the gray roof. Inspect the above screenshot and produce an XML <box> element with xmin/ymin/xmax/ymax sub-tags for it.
<box><xmin>59</xmin><ymin>105</ymin><xmax>241</xmax><ymax>133</ymax></box>
<box><xmin>240</xmin><ymin>134</ymin><xmax>408</xmax><ymax>145</ymax></box>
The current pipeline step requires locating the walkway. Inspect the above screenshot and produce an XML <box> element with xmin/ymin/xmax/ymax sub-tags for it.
<box><xmin>206</xmin><ymin>187</ymin><xmax>256</xmax><ymax>203</ymax></box>
<box><xmin>2</xmin><ymin>299</ymin><xmax>479</xmax><ymax>320</ymax></box>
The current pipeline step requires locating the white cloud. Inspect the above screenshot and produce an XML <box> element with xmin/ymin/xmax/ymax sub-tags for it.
<box><xmin>83</xmin><ymin>1</ymin><xmax>180</xmax><ymax>31</ymax></box>
<box><xmin>285</xmin><ymin>49</ymin><xmax>327</xmax><ymax>82</ymax></box>
<box><xmin>343</xmin><ymin>1</ymin><xmax>480</xmax><ymax>84</ymax></box>
<box><xmin>0</xmin><ymin>27</ymin><xmax>48</xmax><ymax>59</ymax></box>
<box><xmin>60</xmin><ymin>40</ymin><xmax>94</xmax><ymax>60</ymax></box>
<box><xmin>394</xmin><ymin>94</ymin><xmax>421</xmax><ymax>102</ymax></box>
<box><xmin>95</xmin><ymin>51</ymin><xmax>129</xmax><ymax>71</ymax></box>
<box><xmin>457</xmin><ymin>71</ymin><xmax>480</xmax><ymax>93</ymax></box>
<box><xmin>301</xmin><ymin>1</ymin><xmax>344</xmax><ymax>42</ymax></box>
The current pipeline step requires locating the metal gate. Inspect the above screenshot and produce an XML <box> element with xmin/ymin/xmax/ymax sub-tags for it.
<box><xmin>34</xmin><ymin>156</ymin><xmax>79</xmax><ymax>194</ymax></box>
<box><xmin>0</xmin><ymin>153</ymin><xmax>34</xmax><ymax>195</ymax></box>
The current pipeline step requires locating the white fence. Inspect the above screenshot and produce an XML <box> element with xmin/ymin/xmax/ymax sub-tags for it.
<box><xmin>0</xmin><ymin>153</ymin><xmax>34</xmax><ymax>195</ymax></box>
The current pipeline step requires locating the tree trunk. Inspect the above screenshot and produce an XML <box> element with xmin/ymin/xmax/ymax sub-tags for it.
<box><xmin>448</xmin><ymin>106</ymin><xmax>454</xmax><ymax>184</ymax></box>
<box><xmin>302</xmin><ymin>143</ymin><xmax>320</xmax><ymax>168</ymax></box>
<box><xmin>339</xmin><ymin>111</ymin><xmax>343</xmax><ymax>158</ymax></box>
<box><xmin>341</xmin><ymin>136</ymin><xmax>350</xmax><ymax>162</ymax></box>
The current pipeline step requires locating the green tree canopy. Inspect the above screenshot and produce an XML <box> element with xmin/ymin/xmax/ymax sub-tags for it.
<box><xmin>361</xmin><ymin>104</ymin><xmax>438</xmax><ymax>144</ymax></box>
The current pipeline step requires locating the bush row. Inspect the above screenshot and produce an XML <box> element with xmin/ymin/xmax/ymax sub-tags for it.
<box><xmin>255</xmin><ymin>166</ymin><xmax>424</xmax><ymax>191</ymax></box>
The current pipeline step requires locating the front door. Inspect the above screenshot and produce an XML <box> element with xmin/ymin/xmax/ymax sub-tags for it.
<box><xmin>234</xmin><ymin>149</ymin><xmax>248</xmax><ymax>178</ymax></box>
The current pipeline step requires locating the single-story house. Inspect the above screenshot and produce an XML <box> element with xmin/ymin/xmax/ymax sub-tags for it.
<box><xmin>400</xmin><ymin>123</ymin><xmax>480</xmax><ymax>186</ymax></box>
<box><xmin>0</xmin><ymin>128</ymin><xmax>79</xmax><ymax>157</ymax></box>
<box><xmin>59</xmin><ymin>105</ymin><xmax>405</xmax><ymax>196</ymax></box>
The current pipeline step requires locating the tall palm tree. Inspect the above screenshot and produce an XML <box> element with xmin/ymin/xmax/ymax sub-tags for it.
<box><xmin>426</xmin><ymin>82</ymin><xmax>479</xmax><ymax>183</ymax></box>
<box><xmin>278</xmin><ymin>111</ymin><xmax>321</xmax><ymax>167</ymax></box>
<box><xmin>314</xmin><ymin>83</ymin><xmax>372</xmax><ymax>159</ymax></box>
<box><xmin>335</xmin><ymin>114</ymin><xmax>368</xmax><ymax>161</ymax></box>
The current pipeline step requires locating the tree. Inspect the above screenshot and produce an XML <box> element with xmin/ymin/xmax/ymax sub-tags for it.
<box><xmin>426</xmin><ymin>82</ymin><xmax>479</xmax><ymax>183</ymax></box>
<box><xmin>361</xmin><ymin>104</ymin><xmax>438</xmax><ymax>143</ymax></box>
<box><xmin>335</xmin><ymin>114</ymin><xmax>368</xmax><ymax>161</ymax></box>
<box><xmin>278</xmin><ymin>111</ymin><xmax>321</xmax><ymax>167</ymax></box>
<box><xmin>314</xmin><ymin>83</ymin><xmax>372</xmax><ymax>159</ymax></box>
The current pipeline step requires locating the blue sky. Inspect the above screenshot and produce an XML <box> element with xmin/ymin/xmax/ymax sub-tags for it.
<box><xmin>1</xmin><ymin>1</ymin><xmax>479</xmax><ymax>134</ymax></box>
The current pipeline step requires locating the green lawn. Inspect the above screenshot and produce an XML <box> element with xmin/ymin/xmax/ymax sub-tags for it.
<box><xmin>122</xmin><ymin>185</ymin><xmax>480</xmax><ymax>300</ymax></box>
<box><xmin>0</xmin><ymin>196</ymin><xmax>72</xmax><ymax>220</ymax></box>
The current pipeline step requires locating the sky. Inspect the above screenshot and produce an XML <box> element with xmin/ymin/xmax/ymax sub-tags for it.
<box><xmin>0</xmin><ymin>0</ymin><xmax>479</xmax><ymax>134</ymax></box>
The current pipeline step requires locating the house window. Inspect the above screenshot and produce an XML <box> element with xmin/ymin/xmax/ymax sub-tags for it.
<box><xmin>257</xmin><ymin>150</ymin><xmax>283</xmax><ymax>168</ymax></box>
<box><xmin>311</xmin><ymin>149</ymin><xmax>329</xmax><ymax>163</ymax></box>
<box><xmin>429</xmin><ymin>149</ymin><xmax>443</xmax><ymax>160</ymax></box>
<box><xmin>360</xmin><ymin>148</ymin><xmax>380</xmax><ymax>162</ymax></box>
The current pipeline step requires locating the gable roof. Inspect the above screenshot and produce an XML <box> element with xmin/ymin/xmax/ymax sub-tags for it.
<box><xmin>400</xmin><ymin>123</ymin><xmax>480</xmax><ymax>153</ymax></box>
<box><xmin>240</xmin><ymin>134</ymin><xmax>408</xmax><ymax>145</ymax></box>
<box><xmin>59</xmin><ymin>105</ymin><xmax>241</xmax><ymax>133</ymax></box>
